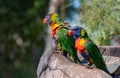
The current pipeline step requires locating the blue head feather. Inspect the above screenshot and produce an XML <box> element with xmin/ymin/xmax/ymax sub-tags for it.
<box><xmin>70</xmin><ymin>26</ymin><xmax>89</xmax><ymax>39</ymax></box>
<box><xmin>45</xmin><ymin>14</ymin><xmax>52</xmax><ymax>26</ymax></box>
<box><xmin>70</xmin><ymin>26</ymin><xmax>83</xmax><ymax>39</ymax></box>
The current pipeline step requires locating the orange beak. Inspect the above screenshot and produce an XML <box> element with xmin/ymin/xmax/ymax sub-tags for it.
<box><xmin>43</xmin><ymin>18</ymin><xmax>47</xmax><ymax>24</ymax></box>
<box><xmin>68</xmin><ymin>30</ymin><xmax>73</xmax><ymax>36</ymax></box>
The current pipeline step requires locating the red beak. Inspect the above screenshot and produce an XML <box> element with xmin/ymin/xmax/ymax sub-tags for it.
<box><xmin>68</xmin><ymin>30</ymin><xmax>73</xmax><ymax>36</ymax></box>
<box><xmin>43</xmin><ymin>18</ymin><xmax>47</xmax><ymax>24</ymax></box>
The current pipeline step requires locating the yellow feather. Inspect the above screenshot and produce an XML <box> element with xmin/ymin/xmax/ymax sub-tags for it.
<box><xmin>78</xmin><ymin>38</ymin><xmax>86</xmax><ymax>47</ymax></box>
<box><xmin>52</xmin><ymin>23</ymin><xmax>60</xmax><ymax>30</ymax></box>
<box><xmin>51</xmin><ymin>13</ymin><xmax>59</xmax><ymax>22</ymax></box>
<box><xmin>81</xmin><ymin>29</ymin><xmax>85</xmax><ymax>36</ymax></box>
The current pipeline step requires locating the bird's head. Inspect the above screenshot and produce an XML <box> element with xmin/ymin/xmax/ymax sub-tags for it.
<box><xmin>43</xmin><ymin>13</ymin><xmax>61</xmax><ymax>26</ymax></box>
<box><xmin>43</xmin><ymin>13</ymin><xmax>68</xmax><ymax>26</ymax></box>
<box><xmin>68</xmin><ymin>26</ymin><xmax>88</xmax><ymax>39</ymax></box>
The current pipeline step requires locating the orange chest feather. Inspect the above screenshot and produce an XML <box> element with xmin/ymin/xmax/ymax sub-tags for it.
<box><xmin>75</xmin><ymin>38</ymin><xmax>88</xmax><ymax>52</ymax></box>
<box><xmin>51</xmin><ymin>23</ymin><xmax>60</xmax><ymax>35</ymax></box>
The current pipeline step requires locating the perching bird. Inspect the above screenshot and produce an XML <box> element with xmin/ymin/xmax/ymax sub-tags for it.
<box><xmin>68</xmin><ymin>26</ymin><xmax>110</xmax><ymax>74</ymax></box>
<box><xmin>43</xmin><ymin>13</ymin><xmax>80</xmax><ymax>63</ymax></box>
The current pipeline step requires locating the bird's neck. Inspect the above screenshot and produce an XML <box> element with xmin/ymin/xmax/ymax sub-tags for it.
<box><xmin>51</xmin><ymin>23</ymin><xmax>61</xmax><ymax>36</ymax></box>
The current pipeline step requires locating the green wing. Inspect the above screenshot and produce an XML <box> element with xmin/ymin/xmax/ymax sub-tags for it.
<box><xmin>56</xmin><ymin>27</ymin><xmax>80</xmax><ymax>63</ymax></box>
<box><xmin>85</xmin><ymin>41</ymin><xmax>110</xmax><ymax>74</ymax></box>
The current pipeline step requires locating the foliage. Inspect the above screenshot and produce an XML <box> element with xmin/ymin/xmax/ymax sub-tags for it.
<box><xmin>0</xmin><ymin>0</ymin><xmax>49</xmax><ymax>78</ymax></box>
<box><xmin>80</xmin><ymin>0</ymin><xmax>120</xmax><ymax>45</ymax></box>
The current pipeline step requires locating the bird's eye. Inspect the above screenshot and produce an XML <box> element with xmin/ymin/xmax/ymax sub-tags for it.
<box><xmin>48</xmin><ymin>19</ymin><xmax>52</xmax><ymax>24</ymax></box>
<box><xmin>73</xmin><ymin>26</ymin><xmax>79</xmax><ymax>30</ymax></box>
<box><xmin>73</xmin><ymin>27</ymin><xmax>78</xmax><ymax>31</ymax></box>
<box><xmin>71</xmin><ymin>26</ymin><xmax>79</xmax><ymax>31</ymax></box>
<box><xmin>75</xmin><ymin>28</ymin><xmax>78</xmax><ymax>30</ymax></box>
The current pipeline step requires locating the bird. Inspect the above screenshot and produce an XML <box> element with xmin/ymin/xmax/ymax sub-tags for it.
<box><xmin>68</xmin><ymin>26</ymin><xmax>110</xmax><ymax>75</ymax></box>
<box><xmin>43</xmin><ymin>13</ymin><xmax>80</xmax><ymax>63</ymax></box>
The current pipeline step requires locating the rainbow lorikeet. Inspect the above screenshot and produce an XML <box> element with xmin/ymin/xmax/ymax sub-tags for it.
<box><xmin>43</xmin><ymin>13</ymin><xmax>80</xmax><ymax>63</ymax></box>
<box><xmin>68</xmin><ymin>26</ymin><xmax>110</xmax><ymax>74</ymax></box>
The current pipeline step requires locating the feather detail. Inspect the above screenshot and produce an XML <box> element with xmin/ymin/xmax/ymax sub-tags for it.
<box><xmin>51</xmin><ymin>23</ymin><xmax>61</xmax><ymax>35</ymax></box>
<box><xmin>75</xmin><ymin>38</ymin><xmax>88</xmax><ymax>52</ymax></box>
<box><xmin>44</xmin><ymin>13</ymin><xmax>81</xmax><ymax>63</ymax></box>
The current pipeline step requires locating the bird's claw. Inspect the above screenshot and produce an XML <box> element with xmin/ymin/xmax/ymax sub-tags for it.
<box><xmin>81</xmin><ymin>59</ymin><xmax>89</xmax><ymax>65</ymax></box>
<box><xmin>87</xmin><ymin>64</ymin><xmax>95</xmax><ymax>69</ymax></box>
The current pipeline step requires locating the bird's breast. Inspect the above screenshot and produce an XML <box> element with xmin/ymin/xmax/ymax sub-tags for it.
<box><xmin>75</xmin><ymin>38</ymin><xmax>88</xmax><ymax>52</ymax></box>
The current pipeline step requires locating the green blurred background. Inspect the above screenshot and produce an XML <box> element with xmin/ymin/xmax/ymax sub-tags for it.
<box><xmin>0</xmin><ymin>0</ymin><xmax>120</xmax><ymax>78</ymax></box>
<box><xmin>0</xmin><ymin>0</ymin><xmax>49</xmax><ymax>78</ymax></box>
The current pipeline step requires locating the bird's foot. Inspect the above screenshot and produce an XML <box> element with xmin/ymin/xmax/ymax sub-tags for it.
<box><xmin>87</xmin><ymin>64</ymin><xmax>95</xmax><ymax>69</ymax></box>
<box><xmin>81</xmin><ymin>59</ymin><xmax>89</xmax><ymax>65</ymax></box>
